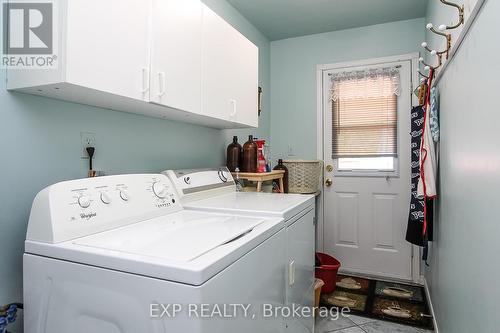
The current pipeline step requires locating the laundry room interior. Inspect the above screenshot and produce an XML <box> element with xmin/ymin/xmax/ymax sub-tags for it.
<box><xmin>0</xmin><ymin>0</ymin><xmax>498</xmax><ymax>332</ymax></box>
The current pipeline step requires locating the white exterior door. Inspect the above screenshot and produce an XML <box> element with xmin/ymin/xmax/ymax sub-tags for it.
<box><xmin>321</xmin><ymin>58</ymin><xmax>415</xmax><ymax>281</ymax></box>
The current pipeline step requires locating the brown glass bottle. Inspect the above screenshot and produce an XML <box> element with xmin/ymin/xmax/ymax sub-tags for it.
<box><xmin>226</xmin><ymin>136</ymin><xmax>242</xmax><ymax>172</ymax></box>
<box><xmin>273</xmin><ymin>159</ymin><xmax>289</xmax><ymax>193</ymax></box>
<box><xmin>241</xmin><ymin>135</ymin><xmax>258</xmax><ymax>173</ymax></box>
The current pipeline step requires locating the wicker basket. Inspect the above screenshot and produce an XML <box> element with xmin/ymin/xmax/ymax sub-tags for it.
<box><xmin>283</xmin><ymin>160</ymin><xmax>323</xmax><ymax>194</ymax></box>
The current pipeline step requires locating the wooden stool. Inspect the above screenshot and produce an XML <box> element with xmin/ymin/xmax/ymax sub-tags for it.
<box><xmin>231</xmin><ymin>170</ymin><xmax>285</xmax><ymax>193</ymax></box>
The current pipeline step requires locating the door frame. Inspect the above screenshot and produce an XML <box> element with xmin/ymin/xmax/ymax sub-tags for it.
<box><xmin>315</xmin><ymin>53</ymin><xmax>423</xmax><ymax>284</ymax></box>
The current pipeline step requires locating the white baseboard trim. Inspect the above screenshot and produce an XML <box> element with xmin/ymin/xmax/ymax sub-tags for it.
<box><xmin>423</xmin><ymin>277</ymin><xmax>439</xmax><ymax>333</ymax></box>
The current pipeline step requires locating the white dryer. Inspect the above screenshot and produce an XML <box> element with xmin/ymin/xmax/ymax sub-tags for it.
<box><xmin>164</xmin><ymin>168</ymin><xmax>316</xmax><ymax>333</ymax></box>
<box><xmin>24</xmin><ymin>174</ymin><xmax>286</xmax><ymax>333</ymax></box>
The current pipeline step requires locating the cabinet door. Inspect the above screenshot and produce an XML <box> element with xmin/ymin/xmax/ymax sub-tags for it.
<box><xmin>231</xmin><ymin>31</ymin><xmax>258</xmax><ymax>127</ymax></box>
<box><xmin>150</xmin><ymin>0</ymin><xmax>202</xmax><ymax>113</ymax></box>
<box><xmin>201</xmin><ymin>5</ymin><xmax>258</xmax><ymax>127</ymax></box>
<box><xmin>65</xmin><ymin>0</ymin><xmax>152</xmax><ymax>102</ymax></box>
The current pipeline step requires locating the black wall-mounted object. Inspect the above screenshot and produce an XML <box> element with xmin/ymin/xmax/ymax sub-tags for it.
<box><xmin>258</xmin><ymin>86</ymin><xmax>262</xmax><ymax>116</ymax></box>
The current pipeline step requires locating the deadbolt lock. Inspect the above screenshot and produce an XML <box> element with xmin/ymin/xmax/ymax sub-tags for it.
<box><xmin>326</xmin><ymin>165</ymin><xmax>333</xmax><ymax>172</ymax></box>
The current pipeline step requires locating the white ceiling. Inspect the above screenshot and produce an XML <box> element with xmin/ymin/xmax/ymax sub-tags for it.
<box><xmin>226</xmin><ymin>0</ymin><xmax>428</xmax><ymax>40</ymax></box>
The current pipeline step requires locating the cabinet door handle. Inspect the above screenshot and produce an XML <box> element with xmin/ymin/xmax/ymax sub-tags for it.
<box><xmin>229</xmin><ymin>99</ymin><xmax>237</xmax><ymax>117</ymax></box>
<box><xmin>141</xmin><ymin>67</ymin><xmax>150</xmax><ymax>93</ymax></box>
<box><xmin>158</xmin><ymin>72</ymin><xmax>166</xmax><ymax>97</ymax></box>
<box><xmin>289</xmin><ymin>260</ymin><xmax>295</xmax><ymax>286</ymax></box>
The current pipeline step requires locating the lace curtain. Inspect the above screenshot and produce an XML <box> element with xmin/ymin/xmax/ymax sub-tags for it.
<box><xmin>330</xmin><ymin>67</ymin><xmax>401</xmax><ymax>101</ymax></box>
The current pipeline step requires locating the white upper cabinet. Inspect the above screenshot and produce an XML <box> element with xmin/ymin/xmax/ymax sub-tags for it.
<box><xmin>201</xmin><ymin>5</ymin><xmax>259</xmax><ymax>128</ymax></box>
<box><xmin>6</xmin><ymin>0</ymin><xmax>258</xmax><ymax>129</ymax></box>
<box><xmin>64</xmin><ymin>0</ymin><xmax>152</xmax><ymax>102</ymax></box>
<box><xmin>150</xmin><ymin>0</ymin><xmax>202</xmax><ymax>113</ymax></box>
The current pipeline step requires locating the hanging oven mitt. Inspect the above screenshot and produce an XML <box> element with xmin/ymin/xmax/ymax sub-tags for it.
<box><xmin>418</xmin><ymin>83</ymin><xmax>428</xmax><ymax>106</ymax></box>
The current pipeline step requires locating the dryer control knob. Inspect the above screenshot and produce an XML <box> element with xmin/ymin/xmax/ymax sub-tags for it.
<box><xmin>100</xmin><ymin>192</ymin><xmax>112</xmax><ymax>204</ymax></box>
<box><xmin>152</xmin><ymin>182</ymin><xmax>168</xmax><ymax>199</ymax></box>
<box><xmin>119</xmin><ymin>190</ymin><xmax>130</xmax><ymax>201</ymax></box>
<box><xmin>78</xmin><ymin>195</ymin><xmax>91</xmax><ymax>208</ymax></box>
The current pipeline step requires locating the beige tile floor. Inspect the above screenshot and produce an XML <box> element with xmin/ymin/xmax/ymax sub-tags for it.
<box><xmin>315</xmin><ymin>313</ymin><xmax>434</xmax><ymax>333</ymax></box>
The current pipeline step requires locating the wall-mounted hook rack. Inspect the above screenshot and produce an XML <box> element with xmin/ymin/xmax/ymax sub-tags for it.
<box><xmin>418</xmin><ymin>70</ymin><xmax>429</xmax><ymax>80</ymax></box>
<box><xmin>421</xmin><ymin>42</ymin><xmax>432</xmax><ymax>53</ymax></box>
<box><xmin>419</xmin><ymin>56</ymin><xmax>441</xmax><ymax>72</ymax></box>
<box><xmin>426</xmin><ymin>23</ymin><xmax>451</xmax><ymax>59</ymax></box>
<box><xmin>418</xmin><ymin>61</ymin><xmax>430</xmax><ymax>79</ymax></box>
<box><xmin>439</xmin><ymin>0</ymin><xmax>465</xmax><ymax>30</ymax></box>
<box><xmin>416</xmin><ymin>0</ymin><xmax>486</xmax><ymax>88</ymax></box>
<box><xmin>421</xmin><ymin>42</ymin><xmax>447</xmax><ymax>63</ymax></box>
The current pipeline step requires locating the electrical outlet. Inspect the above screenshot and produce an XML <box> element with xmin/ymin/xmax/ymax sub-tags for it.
<box><xmin>81</xmin><ymin>132</ymin><xmax>95</xmax><ymax>158</ymax></box>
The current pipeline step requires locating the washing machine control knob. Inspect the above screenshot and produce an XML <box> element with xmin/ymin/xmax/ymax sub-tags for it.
<box><xmin>152</xmin><ymin>182</ymin><xmax>168</xmax><ymax>199</ymax></box>
<box><xmin>100</xmin><ymin>192</ymin><xmax>112</xmax><ymax>204</ymax></box>
<box><xmin>78</xmin><ymin>195</ymin><xmax>91</xmax><ymax>208</ymax></box>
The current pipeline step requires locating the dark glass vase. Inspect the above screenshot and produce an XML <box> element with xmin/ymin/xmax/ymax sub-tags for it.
<box><xmin>241</xmin><ymin>135</ymin><xmax>258</xmax><ymax>173</ymax></box>
<box><xmin>273</xmin><ymin>159</ymin><xmax>289</xmax><ymax>193</ymax></box>
<box><xmin>226</xmin><ymin>136</ymin><xmax>242</xmax><ymax>172</ymax></box>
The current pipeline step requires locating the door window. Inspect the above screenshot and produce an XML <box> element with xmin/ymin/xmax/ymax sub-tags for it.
<box><xmin>330</xmin><ymin>67</ymin><xmax>400</xmax><ymax>176</ymax></box>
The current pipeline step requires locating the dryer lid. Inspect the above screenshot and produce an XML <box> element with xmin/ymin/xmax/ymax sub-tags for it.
<box><xmin>185</xmin><ymin>192</ymin><xmax>315</xmax><ymax>220</ymax></box>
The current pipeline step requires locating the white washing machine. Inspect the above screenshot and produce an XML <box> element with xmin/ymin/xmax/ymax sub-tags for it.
<box><xmin>164</xmin><ymin>168</ymin><xmax>316</xmax><ymax>333</ymax></box>
<box><xmin>23</xmin><ymin>174</ymin><xmax>287</xmax><ymax>333</ymax></box>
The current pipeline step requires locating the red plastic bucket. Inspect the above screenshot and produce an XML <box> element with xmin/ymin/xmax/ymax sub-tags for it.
<box><xmin>315</xmin><ymin>252</ymin><xmax>341</xmax><ymax>294</ymax></box>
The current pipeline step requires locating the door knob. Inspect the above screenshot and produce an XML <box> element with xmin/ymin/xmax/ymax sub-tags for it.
<box><xmin>325</xmin><ymin>178</ymin><xmax>333</xmax><ymax>187</ymax></box>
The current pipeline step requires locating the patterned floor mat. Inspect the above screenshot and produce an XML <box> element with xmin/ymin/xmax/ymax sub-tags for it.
<box><xmin>320</xmin><ymin>274</ymin><xmax>433</xmax><ymax>330</ymax></box>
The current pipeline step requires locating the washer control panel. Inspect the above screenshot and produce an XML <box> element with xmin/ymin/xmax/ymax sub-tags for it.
<box><xmin>27</xmin><ymin>174</ymin><xmax>181</xmax><ymax>243</ymax></box>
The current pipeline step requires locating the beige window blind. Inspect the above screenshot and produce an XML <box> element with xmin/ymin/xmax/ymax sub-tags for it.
<box><xmin>330</xmin><ymin>67</ymin><xmax>400</xmax><ymax>158</ymax></box>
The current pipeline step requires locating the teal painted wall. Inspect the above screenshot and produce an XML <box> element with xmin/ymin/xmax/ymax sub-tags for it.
<box><xmin>269</xmin><ymin>18</ymin><xmax>424</xmax><ymax>161</ymax></box>
<box><xmin>0</xmin><ymin>1</ymin><xmax>270</xmax><ymax>327</ymax></box>
<box><xmin>424</xmin><ymin>1</ymin><xmax>499</xmax><ymax>332</ymax></box>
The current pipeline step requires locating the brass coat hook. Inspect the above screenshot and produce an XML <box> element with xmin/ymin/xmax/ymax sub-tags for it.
<box><xmin>419</xmin><ymin>56</ymin><xmax>441</xmax><ymax>72</ymax></box>
<box><xmin>418</xmin><ymin>61</ymin><xmax>430</xmax><ymax>80</ymax></box>
<box><xmin>418</xmin><ymin>70</ymin><xmax>429</xmax><ymax>80</ymax></box>
<box><xmin>421</xmin><ymin>42</ymin><xmax>447</xmax><ymax>63</ymax></box>
<box><xmin>426</xmin><ymin>23</ymin><xmax>451</xmax><ymax>59</ymax></box>
<box><xmin>439</xmin><ymin>0</ymin><xmax>465</xmax><ymax>30</ymax></box>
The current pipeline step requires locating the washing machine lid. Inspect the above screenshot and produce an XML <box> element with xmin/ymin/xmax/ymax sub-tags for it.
<box><xmin>73</xmin><ymin>212</ymin><xmax>263</xmax><ymax>262</ymax></box>
<box><xmin>25</xmin><ymin>210</ymin><xmax>283</xmax><ymax>285</ymax></box>
<box><xmin>184</xmin><ymin>192</ymin><xmax>315</xmax><ymax>220</ymax></box>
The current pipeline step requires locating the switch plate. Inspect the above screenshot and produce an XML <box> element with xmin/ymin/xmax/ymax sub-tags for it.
<box><xmin>287</xmin><ymin>144</ymin><xmax>295</xmax><ymax>156</ymax></box>
<box><xmin>81</xmin><ymin>132</ymin><xmax>95</xmax><ymax>159</ymax></box>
